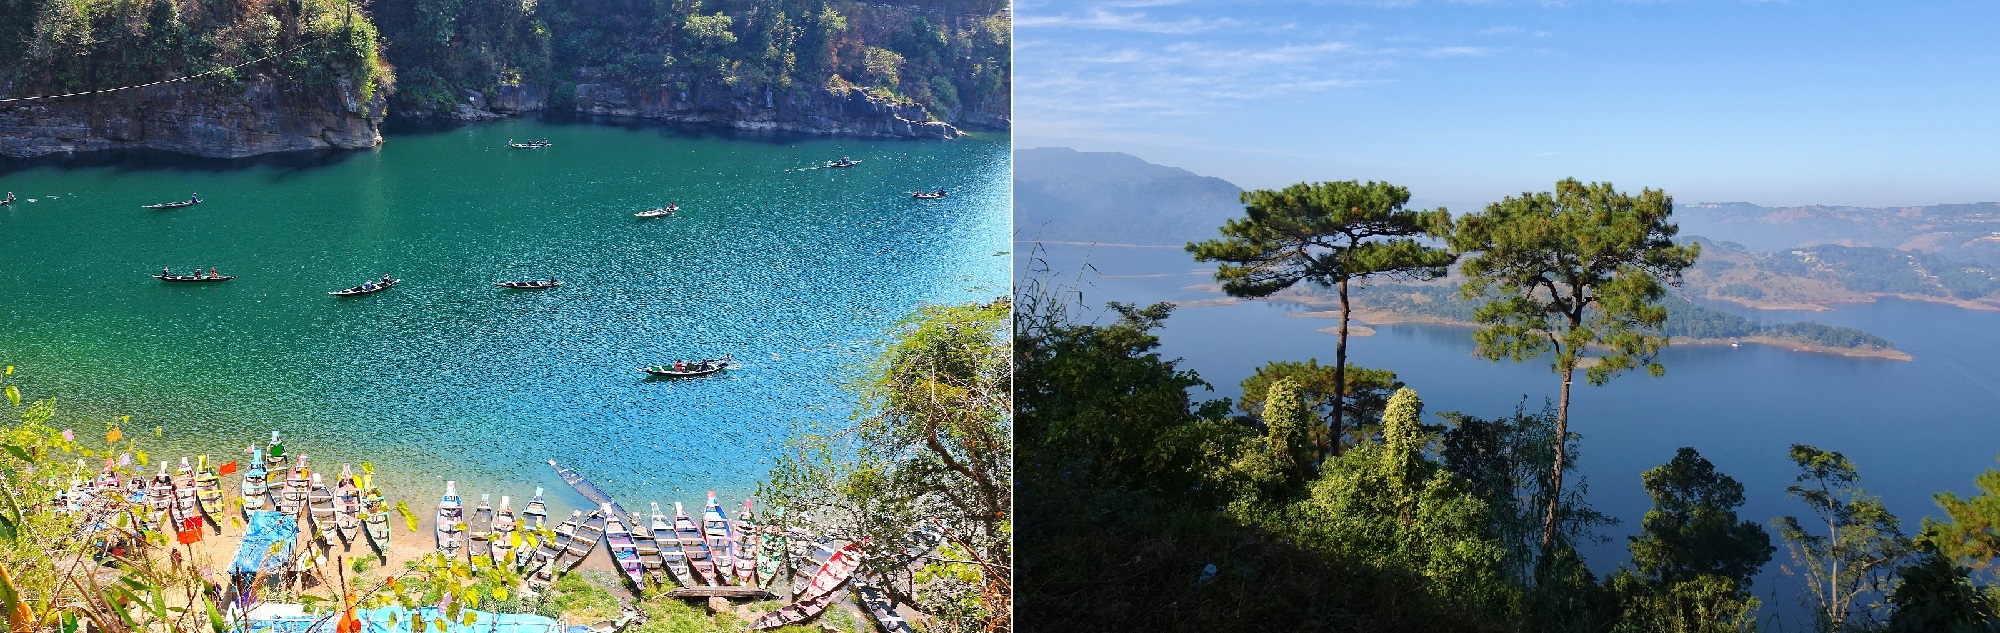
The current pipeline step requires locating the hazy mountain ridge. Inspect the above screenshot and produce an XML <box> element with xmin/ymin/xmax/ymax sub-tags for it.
<box><xmin>1678</xmin><ymin>201</ymin><xmax>2000</xmax><ymax>264</ymax></box>
<box><xmin>1681</xmin><ymin>237</ymin><xmax>2000</xmax><ymax>311</ymax></box>
<box><xmin>1014</xmin><ymin>147</ymin><xmax>1245</xmax><ymax>245</ymax></box>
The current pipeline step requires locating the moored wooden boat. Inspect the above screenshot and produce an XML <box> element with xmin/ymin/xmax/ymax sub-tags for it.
<box><xmin>153</xmin><ymin>273</ymin><xmax>235</xmax><ymax>283</ymax></box>
<box><xmin>793</xmin><ymin>539</ymin><xmax>867</xmax><ymax>602</ymax></box>
<box><xmin>675</xmin><ymin>502</ymin><xmax>719</xmax><ymax>586</ymax></box>
<box><xmin>604</xmin><ymin>504</ymin><xmax>645</xmax><ymax>589</ymax></box>
<box><xmin>522</xmin><ymin>487</ymin><xmax>549</xmax><ymax>530</ymax></box>
<box><xmin>911</xmin><ymin>189</ymin><xmax>947</xmax><ymax>200</ymax></box>
<box><xmin>492</xmin><ymin>495</ymin><xmax>518</xmax><ymax>568</ymax></box>
<box><xmin>638</xmin><ymin>355</ymin><xmax>734</xmax><ymax>378</ymax></box>
<box><xmin>330</xmin><ymin>277</ymin><xmax>398</xmax><ymax>296</ymax></box>
<box><xmin>632</xmin><ymin>504</ymin><xmax>666</xmax><ymax>583</ymax></box>
<box><xmin>633</xmin><ymin>204</ymin><xmax>677</xmax><ymax>218</ymax></box>
<box><xmin>435</xmin><ymin>480</ymin><xmax>464</xmax><ymax>559</ymax></box>
<box><xmin>193</xmin><ymin>456</ymin><xmax>224</xmax><ymax>530</ymax></box>
<box><xmin>735</xmin><ymin>499</ymin><xmax>759</xmax><ymax>588</ymax></box>
<box><xmin>278</xmin><ymin>456</ymin><xmax>309</xmax><ymax>518</ymax></box>
<box><xmin>171</xmin><ymin>457</ymin><xmax>200</xmax><ymax>528</ymax></box>
<box><xmin>363</xmin><ymin>483</ymin><xmax>391</xmax><ymax>556</ymax></box>
<box><xmin>307</xmin><ymin>473</ymin><xmax>337</xmax><ymax>545</ymax></box>
<box><xmin>494</xmin><ymin>279</ymin><xmax>563</xmax><ymax>289</ymax></box>
<box><xmin>757</xmin><ymin>528</ymin><xmax>785</xmax><ymax>588</ymax></box>
<box><xmin>144</xmin><ymin>463</ymin><xmax>173</xmax><ymax>535</ymax></box>
<box><xmin>549</xmin><ymin>459</ymin><xmax>632</xmax><ymax>520</ymax></box>
<box><xmin>241</xmin><ymin>450</ymin><xmax>270</xmax><ymax>519</ymax></box>
<box><xmin>468</xmin><ymin>493</ymin><xmax>494</xmax><ymax>562</ymax></box>
<box><xmin>652</xmin><ymin>503</ymin><xmax>694</xmax><ymax>587</ymax></box>
<box><xmin>854</xmin><ymin>584</ymin><xmax>917</xmax><ymax>633</ymax></box>
<box><xmin>566</xmin><ymin>510</ymin><xmax>607</xmax><ymax>572</ymax></box>
<box><xmin>702</xmin><ymin>491</ymin><xmax>737</xmax><ymax>585</ymax></box>
<box><xmin>334</xmin><ymin>464</ymin><xmax>362</xmax><ymax>549</ymax></box>
<box><xmin>744</xmin><ymin>586</ymin><xmax>842</xmax><ymax>631</ymax></box>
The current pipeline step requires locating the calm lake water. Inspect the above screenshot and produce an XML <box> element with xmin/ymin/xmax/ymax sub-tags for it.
<box><xmin>0</xmin><ymin>120</ymin><xmax>1010</xmax><ymax>516</ymax></box>
<box><xmin>1025</xmin><ymin>241</ymin><xmax>2000</xmax><ymax>619</ymax></box>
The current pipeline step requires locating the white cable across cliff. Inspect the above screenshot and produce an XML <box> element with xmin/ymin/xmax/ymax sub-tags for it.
<box><xmin>0</xmin><ymin>32</ymin><xmax>334</xmax><ymax>104</ymax></box>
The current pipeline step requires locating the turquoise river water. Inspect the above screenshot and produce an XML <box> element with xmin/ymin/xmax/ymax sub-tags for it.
<box><xmin>0</xmin><ymin>119</ymin><xmax>1010</xmax><ymax>517</ymax></box>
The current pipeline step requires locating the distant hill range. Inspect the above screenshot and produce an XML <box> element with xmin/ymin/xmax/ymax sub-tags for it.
<box><xmin>1014</xmin><ymin>147</ymin><xmax>1245</xmax><ymax>245</ymax></box>
<box><xmin>1678</xmin><ymin>201</ymin><xmax>2000</xmax><ymax>265</ymax></box>
<box><xmin>1682</xmin><ymin>237</ymin><xmax>2000</xmax><ymax>311</ymax></box>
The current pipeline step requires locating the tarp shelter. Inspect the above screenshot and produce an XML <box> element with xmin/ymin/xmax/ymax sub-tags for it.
<box><xmin>236</xmin><ymin>604</ymin><xmax>570</xmax><ymax>633</ymax></box>
<box><xmin>230</xmin><ymin>510</ymin><xmax>298</xmax><ymax>578</ymax></box>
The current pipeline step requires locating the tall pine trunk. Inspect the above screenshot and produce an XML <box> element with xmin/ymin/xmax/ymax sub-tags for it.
<box><xmin>1537</xmin><ymin>363</ymin><xmax>1574</xmax><ymax>580</ymax></box>
<box><xmin>1330</xmin><ymin>277</ymin><xmax>1350</xmax><ymax>460</ymax></box>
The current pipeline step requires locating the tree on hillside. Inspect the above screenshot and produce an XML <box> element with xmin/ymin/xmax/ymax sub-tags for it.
<box><xmin>1774</xmin><ymin>444</ymin><xmax>1911</xmax><ymax>633</ymax></box>
<box><xmin>1237</xmin><ymin>359</ymin><xmax>1401</xmax><ymax>448</ymax></box>
<box><xmin>1883</xmin><ymin>543</ymin><xmax>1998</xmax><ymax>633</ymax></box>
<box><xmin>1188</xmin><ymin>181</ymin><xmax>1454</xmax><ymax>462</ymax></box>
<box><xmin>1448</xmin><ymin>178</ymin><xmax>1699</xmax><ymax>575</ymax></box>
<box><xmin>1607</xmin><ymin>447</ymin><xmax>1772</xmax><ymax>632</ymax></box>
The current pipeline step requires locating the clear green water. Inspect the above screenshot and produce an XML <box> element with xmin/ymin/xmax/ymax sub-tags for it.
<box><xmin>0</xmin><ymin>120</ymin><xmax>1009</xmax><ymax>515</ymax></box>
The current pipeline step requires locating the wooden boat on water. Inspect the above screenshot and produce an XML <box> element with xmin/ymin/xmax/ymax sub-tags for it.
<box><xmin>279</xmin><ymin>457</ymin><xmax>310</xmax><ymax>518</ymax></box>
<box><xmin>494</xmin><ymin>279</ymin><xmax>563</xmax><ymax>290</ymax></box>
<box><xmin>468</xmin><ymin>493</ymin><xmax>494</xmax><ymax>562</ymax></box>
<box><xmin>153</xmin><ymin>272</ymin><xmax>235</xmax><ymax>283</ymax></box>
<box><xmin>171</xmin><ymin>458</ymin><xmax>200</xmax><ymax>528</ymax></box>
<box><xmin>702</xmin><ymin>491</ymin><xmax>737</xmax><ymax>585</ymax></box>
<box><xmin>911</xmin><ymin>189</ymin><xmax>948</xmax><ymax>200</ymax></box>
<box><xmin>307</xmin><ymin>473</ymin><xmax>337</xmax><ymax>545</ymax></box>
<box><xmin>757</xmin><ymin>528</ymin><xmax>785</xmax><ymax>588</ymax></box>
<box><xmin>144</xmin><ymin>463</ymin><xmax>174</xmax><ymax>534</ymax></box>
<box><xmin>855</xmin><ymin>584</ymin><xmax>916</xmax><ymax>633</ymax></box>
<box><xmin>241</xmin><ymin>450</ymin><xmax>269</xmax><ymax>519</ymax></box>
<box><xmin>522</xmin><ymin>487</ymin><xmax>549</xmax><ymax>530</ymax></box>
<box><xmin>566</xmin><ymin>510</ymin><xmax>608</xmax><ymax>572</ymax></box>
<box><xmin>0</xmin><ymin>192</ymin><xmax>14</xmax><ymax>206</ymax></box>
<box><xmin>638</xmin><ymin>354</ymin><xmax>734</xmax><ymax>378</ymax></box>
<box><xmin>436</xmin><ymin>480</ymin><xmax>464</xmax><ymax>559</ymax></box>
<box><xmin>793</xmin><ymin>539</ymin><xmax>867</xmax><ymax>602</ymax></box>
<box><xmin>634</xmin><ymin>204</ymin><xmax>677</xmax><ymax>218</ymax></box>
<box><xmin>604</xmin><ymin>504</ymin><xmax>645</xmax><ymax>589</ymax></box>
<box><xmin>193</xmin><ymin>456</ymin><xmax>224</xmax><ymax>530</ymax></box>
<box><xmin>330</xmin><ymin>277</ymin><xmax>398</xmax><ymax>296</ymax></box>
<box><xmin>492</xmin><ymin>495</ymin><xmax>518</xmax><ymax>568</ymax></box>
<box><xmin>735</xmin><ymin>499</ymin><xmax>759</xmax><ymax>588</ymax></box>
<box><xmin>823</xmin><ymin>157</ymin><xmax>860</xmax><ymax>168</ymax></box>
<box><xmin>525</xmin><ymin>510</ymin><xmax>580</xmax><ymax>581</ymax></box>
<box><xmin>507</xmin><ymin>139</ymin><xmax>553</xmax><ymax>148</ymax></box>
<box><xmin>675</xmin><ymin>502</ymin><xmax>719</xmax><ymax>586</ymax></box>
<box><xmin>335</xmin><ymin>464</ymin><xmax>363</xmax><ymax>549</ymax></box>
<box><xmin>142</xmin><ymin>195</ymin><xmax>200</xmax><ymax>209</ymax></box>
<box><xmin>549</xmin><ymin>459</ymin><xmax>632</xmax><ymax>521</ymax></box>
<box><xmin>631</xmin><ymin>504</ymin><xmax>665</xmax><ymax>584</ymax></box>
<box><xmin>744</xmin><ymin>586</ymin><xmax>843</xmax><ymax>631</ymax></box>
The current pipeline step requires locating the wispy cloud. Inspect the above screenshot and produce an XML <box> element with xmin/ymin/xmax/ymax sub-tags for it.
<box><xmin>1014</xmin><ymin>8</ymin><xmax>1249</xmax><ymax>34</ymax></box>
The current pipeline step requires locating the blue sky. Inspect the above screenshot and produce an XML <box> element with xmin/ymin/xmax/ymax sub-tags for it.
<box><xmin>1014</xmin><ymin>1</ymin><xmax>2000</xmax><ymax>212</ymax></box>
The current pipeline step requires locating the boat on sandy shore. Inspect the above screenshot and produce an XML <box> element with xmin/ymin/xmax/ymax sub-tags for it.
<box><xmin>652</xmin><ymin>503</ymin><xmax>694</xmax><ymax>587</ymax></box>
<box><xmin>307</xmin><ymin>473</ymin><xmax>336</xmax><ymax>545</ymax></box>
<box><xmin>363</xmin><ymin>484</ymin><xmax>391</xmax><ymax>556</ymax></box>
<box><xmin>492</xmin><ymin>495</ymin><xmax>517</xmax><ymax>568</ymax></box>
<box><xmin>792</xmin><ymin>539</ymin><xmax>867</xmax><ymax>602</ymax></box>
<box><xmin>734</xmin><ymin>499</ymin><xmax>759</xmax><ymax>588</ymax></box>
<box><xmin>632</xmin><ymin>504</ymin><xmax>667</xmax><ymax>584</ymax></box>
<box><xmin>241</xmin><ymin>450</ymin><xmax>269</xmax><ymax>519</ymax></box>
<box><xmin>675</xmin><ymin>502</ymin><xmax>719</xmax><ymax>586</ymax></box>
<box><xmin>193</xmin><ymin>456</ymin><xmax>224</xmax><ymax>529</ymax></box>
<box><xmin>335</xmin><ymin>464</ymin><xmax>362</xmax><ymax>549</ymax></box>
<box><xmin>436</xmin><ymin>481</ymin><xmax>464</xmax><ymax>559</ymax></box>
<box><xmin>604</xmin><ymin>505</ymin><xmax>644</xmax><ymax>589</ymax></box>
<box><xmin>855</xmin><ymin>584</ymin><xmax>917</xmax><ymax>633</ymax></box>
<box><xmin>744</xmin><ymin>587</ymin><xmax>843</xmax><ymax>631</ymax></box>
<box><xmin>468</xmin><ymin>493</ymin><xmax>494</xmax><ymax>562</ymax></box>
<box><xmin>702</xmin><ymin>491</ymin><xmax>737</xmax><ymax>585</ymax></box>
<box><xmin>566</xmin><ymin>510</ymin><xmax>607</xmax><ymax>572</ymax></box>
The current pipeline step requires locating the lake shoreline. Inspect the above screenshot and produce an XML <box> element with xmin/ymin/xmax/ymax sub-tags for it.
<box><xmin>1281</xmin><ymin>309</ymin><xmax>1914</xmax><ymax>361</ymax></box>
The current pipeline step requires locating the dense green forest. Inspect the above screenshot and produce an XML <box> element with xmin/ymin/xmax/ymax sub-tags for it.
<box><xmin>0</xmin><ymin>0</ymin><xmax>391</xmax><ymax>104</ymax></box>
<box><xmin>0</xmin><ymin>0</ymin><xmax>1008</xmax><ymax>124</ymax></box>
<box><xmin>1351</xmin><ymin>284</ymin><xmax>1898</xmax><ymax>351</ymax></box>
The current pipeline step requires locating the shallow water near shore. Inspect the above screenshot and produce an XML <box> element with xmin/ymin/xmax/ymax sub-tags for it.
<box><xmin>0</xmin><ymin>120</ymin><xmax>1010</xmax><ymax>516</ymax></box>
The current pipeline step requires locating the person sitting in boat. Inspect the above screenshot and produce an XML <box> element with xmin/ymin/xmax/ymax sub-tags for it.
<box><xmin>382</xmin><ymin>274</ymin><xmax>392</xmax><ymax>284</ymax></box>
<box><xmin>162</xmin><ymin>266</ymin><xmax>171</xmax><ymax>277</ymax></box>
<box><xmin>209</xmin><ymin>267</ymin><xmax>218</xmax><ymax>278</ymax></box>
<box><xmin>190</xmin><ymin>193</ymin><xmax>199</xmax><ymax>203</ymax></box>
<box><xmin>361</xmin><ymin>281</ymin><xmax>375</xmax><ymax>291</ymax></box>
<box><xmin>673</xmin><ymin>360</ymin><xmax>685</xmax><ymax>371</ymax></box>
<box><xmin>548</xmin><ymin>275</ymin><xmax>557</xmax><ymax>284</ymax></box>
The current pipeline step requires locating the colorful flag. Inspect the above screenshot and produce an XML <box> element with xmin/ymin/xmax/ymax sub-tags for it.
<box><xmin>337</xmin><ymin>591</ymin><xmax>361</xmax><ymax>633</ymax></box>
<box><xmin>60</xmin><ymin>429</ymin><xmax>73</xmax><ymax>442</ymax></box>
<box><xmin>105</xmin><ymin>428</ymin><xmax>122</xmax><ymax>443</ymax></box>
<box><xmin>117</xmin><ymin>453</ymin><xmax>130</xmax><ymax>467</ymax></box>
<box><xmin>176</xmin><ymin>518</ymin><xmax>201</xmax><ymax>544</ymax></box>
<box><xmin>218</xmin><ymin>461</ymin><xmax>238</xmax><ymax>476</ymax></box>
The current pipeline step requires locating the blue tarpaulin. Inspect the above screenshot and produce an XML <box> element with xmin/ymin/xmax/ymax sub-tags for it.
<box><xmin>239</xmin><ymin>605</ymin><xmax>570</xmax><ymax>633</ymax></box>
<box><xmin>229</xmin><ymin>510</ymin><xmax>298</xmax><ymax>577</ymax></box>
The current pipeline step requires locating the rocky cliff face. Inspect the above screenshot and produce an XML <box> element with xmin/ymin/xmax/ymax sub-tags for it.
<box><xmin>0</xmin><ymin>75</ymin><xmax>384</xmax><ymax>159</ymax></box>
<box><xmin>424</xmin><ymin>75</ymin><xmax>964</xmax><ymax>139</ymax></box>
